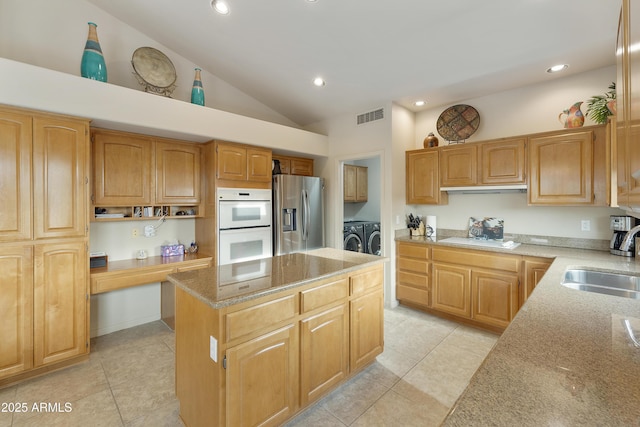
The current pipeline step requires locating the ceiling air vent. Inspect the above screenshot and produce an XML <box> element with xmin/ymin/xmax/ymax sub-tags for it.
<box><xmin>356</xmin><ymin>108</ymin><xmax>384</xmax><ymax>125</ymax></box>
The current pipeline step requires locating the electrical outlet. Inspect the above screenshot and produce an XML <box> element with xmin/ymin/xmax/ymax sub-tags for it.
<box><xmin>581</xmin><ymin>220</ymin><xmax>591</xmax><ymax>232</ymax></box>
<box><xmin>131</xmin><ymin>227</ymin><xmax>139</xmax><ymax>238</ymax></box>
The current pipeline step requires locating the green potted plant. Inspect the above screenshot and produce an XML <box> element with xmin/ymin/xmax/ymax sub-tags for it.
<box><xmin>586</xmin><ymin>82</ymin><xmax>616</xmax><ymax>124</ymax></box>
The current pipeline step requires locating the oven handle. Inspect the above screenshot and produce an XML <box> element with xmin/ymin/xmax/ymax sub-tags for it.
<box><xmin>302</xmin><ymin>189</ymin><xmax>310</xmax><ymax>241</ymax></box>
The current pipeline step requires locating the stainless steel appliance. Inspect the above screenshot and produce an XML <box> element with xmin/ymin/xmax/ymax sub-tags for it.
<box><xmin>273</xmin><ymin>175</ymin><xmax>324</xmax><ymax>255</ymax></box>
<box><xmin>218</xmin><ymin>188</ymin><xmax>272</xmax><ymax>265</ymax></box>
<box><xmin>610</xmin><ymin>215</ymin><xmax>638</xmax><ymax>257</ymax></box>
<box><xmin>343</xmin><ymin>221</ymin><xmax>365</xmax><ymax>253</ymax></box>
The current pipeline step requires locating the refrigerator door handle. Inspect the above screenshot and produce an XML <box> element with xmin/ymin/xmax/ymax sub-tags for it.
<box><xmin>302</xmin><ymin>189</ymin><xmax>310</xmax><ymax>241</ymax></box>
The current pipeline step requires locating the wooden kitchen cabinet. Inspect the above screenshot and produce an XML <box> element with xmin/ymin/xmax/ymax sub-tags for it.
<box><xmin>440</xmin><ymin>138</ymin><xmax>526</xmax><ymax>187</ymax></box>
<box><xmin>616</xmin><ymin>0</ymin><xmax>640</xmax><ymax>209</ymax></box>
<box><xmin>273</xmin><ymin>155</ymin><xmax>314</xmax><ymax>176</ymax></box>
<box><xmin>521</xmin><ymin>257</ymin><xmax>552</xmax><ymax>306</ymax></box>
<box><xmin>528</xmin><ymin>126</ymin><xmax>607</xmax><ymax>206</ymax></box>
<box><xmin>349</xmin><ymin>267</ymin><xmax>384</xmax><ymax>371</ymax></box>
<box><xmin>0</xmin><ymin>244</ymin><xmax>33</xmax><ymax>380</ymax></box>
<box><xmin>344</xmin><ymin>164</ymin><xmax>368</xmax><ymax>202</ymax></box>
<box><xmin>0</xmin><ymin>106</ymin><xmax>90</xmax><ymax>387</ymax></box>
<box><xmin>155</xmin><ymin>140</ymin><xmax>201</xmax><ymax>204</ymax></box>
<box><xmin>92</xmin><ymin>129</ymin><xmax>153</xmax><ymax>206</ymax></box>
<box><xmin>396</xmin><ymin>242</ymin><xmax>430</xmax><ymax>307</ymax></box>
<box><xmin>405</xmin><ymin>148</ymin><xmax>448</xmax><ymax>205</ymax></box>
<box><xmin>216</xmin><ymin>141</ymin><xmax>272</xmax><ymax>185</ymax></box>
<box><xmin>226</xmin><ymin>324</ymin><xmax>299</xmax><ymax>427</ymax></box>
<box><xmin>471</xmin><ymin>269</ymin><xmax>519</xmax><ymax>330</ymax></box>
<box><xmin>431</xmin><ymin>262</ymin><xmax>471</xmax><ymax>318</ymax></box>
<box><xmin>0</xmin><ymin>110</ymin><xmax>32</xmax><ymax>243</ymax></box>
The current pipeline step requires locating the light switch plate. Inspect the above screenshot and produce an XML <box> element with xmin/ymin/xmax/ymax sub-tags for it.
<box><xmin>210</xmin><ymin>336</ymin><xmax>217</xmax><ymax>362</ymax></box>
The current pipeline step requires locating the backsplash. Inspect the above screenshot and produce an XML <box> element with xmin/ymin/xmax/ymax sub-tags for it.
<box><xmin>395</xmin><ymin>228</ymin><xmax>609</xmax><ymax>251</ymax></box>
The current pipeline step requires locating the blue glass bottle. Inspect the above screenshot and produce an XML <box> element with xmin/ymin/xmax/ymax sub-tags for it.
<box><xmin>191</xmin><ymin>68</ymin><xmax>205</xmax><ymax>106</ymax></box>
<box><xmin>80</xmin><ymin>22</ymin><xmax>107</xmax><ymax>82</ymax></box>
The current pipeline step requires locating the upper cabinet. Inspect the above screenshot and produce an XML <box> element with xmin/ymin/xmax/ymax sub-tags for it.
<box><xmin>406</xmin><ymin>149</ymin><xmax>448</xmax><ymax>205</ymax></box>
<box><xmin>215</xmin><ymin>141</ymin><xmax>271</xmax><ymax>186</ymax></box>
<box><xmin>273</xmin><ymin>154</ymin><xmax>314</xmax><ymax>176</ymax></box>
<box><xmin>344</xmin><ymin>164</ymin><xmax>368</xmax><ymax>203</ymax></box>
<box><xmin>440</xmin><ymin>138</ymin><xmax>526</xmax><ymax>187</ymax></box>
<box><xmin>91</xmin><ymin>128</ymin><xmax>202</xmax><ymax>220</ymax></box>
<box><xmin>616</xmin><ymin>0</ymin><xmax>640</xmax><ymax>209</ymax></box>
<box><xmin>528</xmin><ymin>127</ymin><xmax>607</xmax><ymax>206</ymax></box>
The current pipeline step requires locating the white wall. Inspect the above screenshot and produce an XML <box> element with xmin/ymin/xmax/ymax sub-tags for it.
<box><xmin>413</xmin><ymin>66</ymin><xmax>623</xmax><ymax>240</ymax></box>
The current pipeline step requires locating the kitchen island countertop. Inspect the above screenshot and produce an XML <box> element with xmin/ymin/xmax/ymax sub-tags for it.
<box><xmin>396</xmin><ymin>235</ymin><xmax>640</xmax><ymax>426</ymax></box>
<box><xmin>166</xmin><ymin>247</ymin><xmax>386</xmax><ymax>309</ymax></box>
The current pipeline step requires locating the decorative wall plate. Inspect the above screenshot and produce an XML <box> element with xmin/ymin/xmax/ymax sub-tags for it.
<box><xmin>131</xmin><ymin>47</ymin><xmax>177</xmax><ymax>97</ymax></box>
<box><xmin>437</xmin><ymin>104</ymin><xmax>480</xmax><ymax>142</ymax></box>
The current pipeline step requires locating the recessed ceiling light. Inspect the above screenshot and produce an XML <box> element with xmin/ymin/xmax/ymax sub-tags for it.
<box><xmin>414</xmin><ymin>100</ymin><xmax>426</xmax><ymax>107</ymax></box>
<box><xmin>546</xmin><ymin>64</ymin><xmax>568</xmax><ymax>73</ymax></box>
<box><xmin>313</xmin><ymin>77</ymin><xmax>325</xmax><ymax>87</ymax></box>
<box><xmin>211</xmin><ymin>0</ymin><xmax>230</xmax><ymax>15</ymax></box>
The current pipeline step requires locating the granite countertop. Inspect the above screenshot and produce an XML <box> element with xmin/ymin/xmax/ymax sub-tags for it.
<box><xmin>396</xmin><ymin>235</ymin><xmax>640</xmax><ymax>425</ymax></box>
<box><xmin>166</xmin><ymin>248</ymin><xmax>386</xmax><ymax>309</ymax></box>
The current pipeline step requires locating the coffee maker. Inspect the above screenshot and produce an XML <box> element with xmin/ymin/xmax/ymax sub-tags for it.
<box><xmin>610</xmin><ymin>215</ymin><xmax>638</xmax><ymax>256</ymax></box>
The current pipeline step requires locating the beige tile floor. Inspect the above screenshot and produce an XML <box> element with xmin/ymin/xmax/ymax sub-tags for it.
<box><xmin>0</xmin><ymin>305</ymin><xmax>497</xmax><ymax>427</ymax></box>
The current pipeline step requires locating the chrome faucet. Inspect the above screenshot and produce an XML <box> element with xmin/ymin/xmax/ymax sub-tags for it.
<box><xmin>620</xmin><ymin>224</ymin><xmax>640</xmax><ymax>252</ymax></box>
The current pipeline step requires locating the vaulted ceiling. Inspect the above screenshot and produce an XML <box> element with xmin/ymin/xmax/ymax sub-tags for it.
<box><xmin>88</xmin><ymin>0</ymin><xmax>621</xmax><ymax>127</ymax></box>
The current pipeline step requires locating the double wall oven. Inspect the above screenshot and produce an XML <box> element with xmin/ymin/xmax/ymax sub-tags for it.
<box><xmin>217</xmin><ymin>188</ymin><xmax>272</xmax><ymax>265</ymax></box>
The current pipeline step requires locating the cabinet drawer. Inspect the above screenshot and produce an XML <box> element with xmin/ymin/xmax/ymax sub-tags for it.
<box><xmin>350</xmin><ymin>265</ymin><xmax>383</xmax><ymax>295</ymax></box>
<box><xmin>397</xmin><ymin>271</ymin><xmax>428</xmax><ymax>289</ymax></box>
<box><xmin>397</xmin><ymin>285</ymin><xmax>429</xmax><ymax>306</ymax></box>
<box><xmin>432</xmin><ymin>247</ymin><xmax>520</xmax><ymax>273</ymax></box>
<box><xmin>301</xmin><ymin>276</ymin><xmax>348</xmax><ymax>313</ymax></box>
<box><xmin>397</xmin><ymin>257</ymin><xmax>429</xmax><ymax>274</ymax></box>
<box><xmin>225</xmin><ymin>294</ymin><xmax>297</xmax><ymax>342</ymax></box>
<box><xmin>91</xmin><ymin>267</ymin><xmax>175</xmax><ymax>294</ymax></box>
<box><xmin>398</xmin><ymin>243</ymin><xmax>429</xmax><ymax>259</ymax></box>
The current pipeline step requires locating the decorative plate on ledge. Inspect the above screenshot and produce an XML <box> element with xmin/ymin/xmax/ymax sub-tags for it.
<box><xmin>437</xmin><ymin>104</ymin><xmax>480</xmax><ymax>142</ymax></box>
<box><xmin>131</xmin><ymin>47</ymin><xmax>177</xmax><ymax>97</ymax></box>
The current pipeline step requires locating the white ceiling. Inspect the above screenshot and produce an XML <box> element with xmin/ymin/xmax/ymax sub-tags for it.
<box><xmin>87</xmin><ymin>0</ymin><xmax>621</xmax><ymax>127</ymax></box>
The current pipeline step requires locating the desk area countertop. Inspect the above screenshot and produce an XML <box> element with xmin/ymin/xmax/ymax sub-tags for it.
<box><xmin>166</xmin><ymin>248</ymin><xmax>386</xmax><ymax>309</ymax></box>
<box><xmin>395</xmin><ymin>234</ymin><xmax>640</xmax><ymax>426</ymax></box>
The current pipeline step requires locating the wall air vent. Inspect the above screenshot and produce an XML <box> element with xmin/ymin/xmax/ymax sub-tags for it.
<box><xmin>356</xmin><ymin>108</ymin><xmax>384</xmax><ymax>125</ymax></box>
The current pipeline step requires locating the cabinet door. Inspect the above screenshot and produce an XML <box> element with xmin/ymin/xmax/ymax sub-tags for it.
<box><xmin>440</xmin><ymin>144</ymin><xmax>477</xmax><ymax>187</ymax></box>
<box><xmin>0</xmin><ymin>245</ymin><xmax>33</xmax><ymax>380</ymax></box>
<box><xmin>471</xmin><ymin>270</ymin><xmax>519</xmax><ymax>329</ymax></box>
<box><xmin>343</xmin><ymin>164</ymin><xmax>357</xmax><ymax>202</ymax></box>
<box><xmin>155</xmin><ymin>141</ymin><xmax>201</xmax><ymax>204</ymax></box>
<box><xmin>432</xmin><ymin>263</ymin><xmax>471</xmax><ymax>318</ymax></box>
<box><xmin>247</xmin><ymin>148</ymin><xmax>272</xmax><ymax>182</ymax></box>
<box><xmin>406</xmin><ymin>149</ymin><xmax>445</xmax><ymax>205</ymax></box>
<box><xmin>300</xmin><ymin>304</ymin><xmax>348</xmax><ymax>405</ymax></box>
<box><xmin>290</xmin><ymin>158</ymin><xmax>313</xmax><ymax>176</ymax></box>
<box><xmin>217</xmin><ymin>143</ymin><xmax>247</xmax><ymax>181</ymax></box>
<box><xmin>33</xmin><ymin>116</ymin><xmax>88</xmax><ymax>239</ymax></box>
<box><xmin>528</xmin><ymin>131</ymin><xmax>594</xmax><ymax>205</ymax></box>
<box><xmin>275</xmin><ymin>157</ymin><xmax>291</xmax><ymax>174</ymax></box>
<box><xmin>0</xmin><ymin>110</ymin><xmax>32</xmax><ymax>242</ymax></box>
<box><xmin>92</xmin><ymin>130</ymin><xmax>152</xmax><ymax>205</ymax></box>
<box><xmin>226</xmin><ymin>324</ymin><xmax>298</xmax><ymax>427</ymax></box>
<box><xmin>480</xmin><ymin>138</ymin><xmax>526</xmax><ymax>185</ymax></box>
<box><xmin>356</xmin><ymin>166</ymin><xmax>368</xmax><ymax>202</ymax></box>
<box><xmin>33</xmin><ymin>241</ymin><xmax>88</xmax><ymax>367</ymax></box>
<box><xmin>350</xmin><ymin>289</ymin><xmax>383</xmax><ymax>372</ymax></box>
<box><xmin>522</xmin><ymin>258</ymin><xmax>552</xmax><ymax>306</ymax></box>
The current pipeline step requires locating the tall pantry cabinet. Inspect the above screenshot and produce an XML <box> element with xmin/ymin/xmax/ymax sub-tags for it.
<box><xmin>0</xmin><ymin>106</ymin><xmax>90</xmax><ymax>385</ymax></box>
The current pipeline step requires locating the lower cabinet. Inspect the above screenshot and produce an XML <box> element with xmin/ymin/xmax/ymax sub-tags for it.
<box><xmin>397</xmin><ymin>243</ymin><xmax>549</xmax><ymax>332</ymax></box>
<box><xmin>0</xmin><ymin>240</ymin><xmax>89</xmax><ymax>383</ymax></box>
<box><xmin>175</xmin><ymin>264</ymin><xmax>384</xmax><ymax>427</ymax></box>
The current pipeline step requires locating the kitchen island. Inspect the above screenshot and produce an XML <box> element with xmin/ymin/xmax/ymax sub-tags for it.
<box><xmin>396</xmin><ymin>235</ymin><xmax>640</xmax><ymax>426</ymax></box>
<box><xmin>167</xmin><ymin>248</ymin><xmax>386</xmax><ymax>427</ymax></box>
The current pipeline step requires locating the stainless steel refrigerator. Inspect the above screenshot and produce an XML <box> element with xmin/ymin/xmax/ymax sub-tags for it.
<box><xmin>273</xmin><ymin>174</ymin><xmax>325</xmax><ymax>255</ymax></box>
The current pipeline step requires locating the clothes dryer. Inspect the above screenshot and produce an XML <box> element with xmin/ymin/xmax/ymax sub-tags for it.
<box><xmin>363</xmin><ymin>222</ymin><xmax>381</xmax><ymax>256</ymax></box>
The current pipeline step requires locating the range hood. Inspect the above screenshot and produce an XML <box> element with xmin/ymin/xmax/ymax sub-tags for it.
<box><xmin>441</xmin><ymin>184</ymin><xmax>527</xmax><ymax>194</ymax></box>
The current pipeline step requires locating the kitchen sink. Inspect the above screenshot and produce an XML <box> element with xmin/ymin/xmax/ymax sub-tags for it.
<box><xmin>561</xmin><ymin>269</ymin><xmax>640</xmax><ymax>299</ymax></box>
